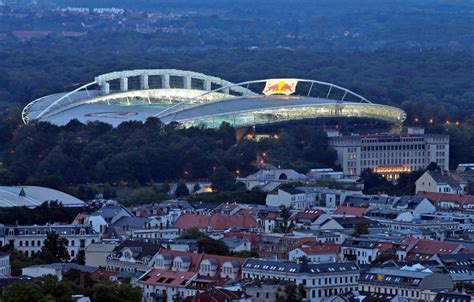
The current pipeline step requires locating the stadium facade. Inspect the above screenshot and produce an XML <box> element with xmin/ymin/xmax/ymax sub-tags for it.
<box><xmin>22</xmin><ymin>69</ymin><xmax>407</xmax><ymax>128</ymax></box>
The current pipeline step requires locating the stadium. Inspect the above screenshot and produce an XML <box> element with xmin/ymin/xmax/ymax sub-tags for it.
<box><xmin>22</xmin><ymin>69</ymin><xmax>406</xmax><ymax>128</ymax></box>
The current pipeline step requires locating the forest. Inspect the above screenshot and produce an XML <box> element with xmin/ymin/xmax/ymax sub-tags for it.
<box><xmin>0</xmin><ymin>0</ymin><xmax>473</xmax><ymax>200</ymax></box>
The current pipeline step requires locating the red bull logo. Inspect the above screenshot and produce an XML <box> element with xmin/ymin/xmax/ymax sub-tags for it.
<box><xmin>262</xmin><ymin>79</ymin><xmax>298</xmax><ymax>96</ymax></box>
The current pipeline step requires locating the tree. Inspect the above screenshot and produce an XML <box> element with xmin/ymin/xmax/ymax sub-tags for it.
<box><xmin>175</xmin><ymin>180</ymin><xmax>190</xmax><ymax>197</ymax></box>
<box><xmin>352</xmin><ymin>222</ymin><xmax>369</xmax><ymax>237</ymax></box>
<box><xmin>36</xmin><ymin>232</ymin><xmax>70</xmax><ymax>264</ymax></box>
<box><xmin>179</xmin><ymin>228</ymin><xmax>207</xmax><ymax>240</ymax></box>
<box><xmin>198</xmin><ymin>238</ymin><xmax>230</xmax><ymax>256</ymax></box>
<box><xmin>210</xmin><ymin>166</ymin><xmax>236</xmax><ymax>192</ymax></box>
<box><xmin>1</xmin><ymin>283</ymin><xmax>45</xmax><ymax>302</ymax></box>
<box><xmin>192</xmin><ymin>183</ymin><xmax>201</xmax><ymax>194</ymax></box>
<box><xmin>85</xmin><ymin>279</ymin><xmax>142</xmax><ymax>302</ymax></box>
<box><xmin>275</xmin><ymin>205</ymin><xmax>294</xmax><ymax>233</ymax></box>
<box><xmin>72</xmin><ymin>250</ymin><xmax>86</xmax><ymax>265</ymax></box>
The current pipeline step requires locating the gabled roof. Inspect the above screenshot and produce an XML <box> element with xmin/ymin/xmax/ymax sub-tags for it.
<box><xmin>402</xmin><ymin>238</ymin><xmax>462</xmax><ymax>261</ymax></box>
<box><xmin>417</xmin><ymin>191</ymin><xmax>474</xmax><ymax>208</ymax></box>
<box><xmin>425</xmin><ymin>170</ymin><xmax>467</xmax><ymax>189</ymax></box>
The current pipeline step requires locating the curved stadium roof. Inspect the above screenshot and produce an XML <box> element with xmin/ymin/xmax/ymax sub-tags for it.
<box><xmin>0</xmin><ymin>186</ymin><xmax>85</xmax><ymax>208</ymax></box>
<box><xmin>22</xmin><ymin>69</ymin><xmax>406</xmax><ymax>128</ymax></box>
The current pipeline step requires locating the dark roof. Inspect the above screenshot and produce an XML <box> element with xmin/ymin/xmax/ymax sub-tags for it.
<box><xmin>427</xmin><ymin>171</ymin><xmax>467</xmax><ymax>189</ymax></box>
<box><xmin>334</xmin><ymin>217</ymin><xmax>380</xmax><ymax>228</ymax></box>
<box><xmin>280</xmin><ymin>187</ymin><xmax>305</xmax><ymax>195</ymax></box>
<box><xmin>434</xmin><ymin>292</ymin><xmax>472</xmax><ymax>302</ymax></box>
<box><xmin>111</xmin><ymin>216</ymin><xmax>147</xmax><ymax>229</ymax></box>
<box><xmin>393</xmin><ymin>196</ymin><xmax>428</xmax><ymax>209</ymax></box>
<box><xmin>243</xmin><ymin>259</ymin><xmax>358</xmax><ymax>274</ymax></box>
<box><xmin>113</xmin><ymin>240</ymin><xmax>162</xmax><ymax>258</ymax></box>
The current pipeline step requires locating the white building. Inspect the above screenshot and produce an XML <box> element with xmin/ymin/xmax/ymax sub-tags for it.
<box><xmin>242</xmin><ymin>259</ymin><xmax>359</xmax><ymax>302</ymax></box>
<box><xmin>85</xmin><ymin>242</ymin><xmax>118</xmax><ymax>268</ymax></box>
<box><xmin>266</xmin><ymin>187</ymin><xmax>309</xmax><ymax>209</ymax></box>
<box><xmin>328</xmin><ymin>129</ymin><xmax>449</xmax><ymax>179</ymax></box>
<box><xmin>2</xmin><ymin>224</ymin><xmax>100</xmax><ymax>259</ymax></box>
<box><xmin>0</xmin><ymin>252</ymin><xmax>10</xmax><ymax>277</ymax></box>
<box><xmin>415</xmin><ymin>170</ymin><xmax>468</xmax><ymax>195</ymax></box>
<box><xmin>359</xmin><ymin>265</ymin><xmax>453</xmax><ymax>301</ymax></box>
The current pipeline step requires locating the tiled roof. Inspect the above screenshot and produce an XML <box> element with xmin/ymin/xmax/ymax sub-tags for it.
<box><xmin>298</xmin><ymin>244</ymin><xmax>340</xmax><ymax>254</ymax></box>
<box><xmin>426</xmin><ymin>170</ymin><xmax>467</xmax><ymax>189</ymax></box>
<box><xmin>402</xmin><ymin>238</ymin><xmax>462</xmax><ymax>261</ymax></box>
<box><xmin>417</xmin><ymin>191</ymin><xmax>474</xmax><ymax>208</ymax></box>
<box><xmin>334</xmin><ymin>206</ymin><xmax>367</xmax><ymax>217</ymax></box>
<box><xmin>174</xmin><ymin>213</ymin><xmax>257</xmax><ymax>230</ymax></box>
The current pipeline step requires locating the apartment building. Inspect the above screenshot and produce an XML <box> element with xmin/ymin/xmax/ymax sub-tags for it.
<box><xmin>328</xmin><ymin>128</ymin><xmax>449</xmax><ymax>179</ymax></box>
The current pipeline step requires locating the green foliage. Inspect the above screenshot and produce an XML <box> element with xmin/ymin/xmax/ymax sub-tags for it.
<box><xmin>84</xmin><ymin>280</ymin><xmax>142</xmax><ymax>302</ymax></box>
<box><xmin>210</xmin><ymin>166</ymin><xmax>237</xmax><ymax>192</ymax></box>
<box><xmin>1</xmin><ymin>275</ymin><xmax>80</xmax><ymax>302</ymax></box>
<box><xmin>175</xmin><ymin>180</ymin><xmax>190</xmax><ymax>197</ymax></box>
<box><xmin>179</xmin><ymin>228</ymin><xmax>208</xmax><ymax>240</ymax></box>
<box><xmin>352</xmin><ymin>222</ymin><xmax>369</xmax><ymax>237</ymax></box>
<box><xmin>274</xmin><ymin>206</ymin><xmax>294</xmax><ymax>234</ymax></box>
<box><xmin>36</xmin><ymin>232</ymin><xmax>70</xmax><ymax>264</ymax></box>
<box><xmin>178</xmin><ymin>228</ymin><xmax>230</xmax><ymax>256</ymax></box>
<box><xmin>231</xmin><ymin>250</ymin><xmax>259</xmax><ymax>258</ymax></box>
<box><xmin>0</xmin><ymin>202</ymin><xmax>95</xmax><ymax>226</ymax></box>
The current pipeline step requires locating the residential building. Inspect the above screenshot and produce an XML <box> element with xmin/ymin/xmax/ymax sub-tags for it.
<box><xmin>1</xmin><ymin>224</ymin><xmax>100</xmax><ymax>259</ymax></box>
<box><xmin>0</xmin><ymin>252</ymin><xmax>10</xmax><ymax>277</ymax></box>
<box><xmin>416</xmin><ymin>170</ymin><xmax>468</xmax><ymax>195</ymax></box>
<box><xmin>140</xmin><ymin>249</ymin><xmax>245</xmax><ymax>302</ymax></box>
<box><xmin>174</xmin><ymin>213</ymin><xmax>258</xmax><ymax>232</ymax></box>
<box><xmin>359</xmin><ymin>265</ymin><xmax>453</xmax><ymax>301</ymax></box>
<box><xmin>328</xmin><ymin>129</ymin><xmax>449</xmax><ymax>178</ymax></box>
<box><xmin>417</xmin><ymin>191</ymin><xmax>474</xmax><ymax>212</ymax></box>
<box><xmin>242</xmin><ymin>259</ymin><xmax>359</xmax><ymax>302</ymax></box>
<box><xmin>106</xmin><ymin>240</ymin><xmax>162</xmax><ymax>272</ymax></box>
<box><xmin>266</xmin><ymin>187</ymin><xmax>309</xmax><ymax>209</ymax></box>
<box><xmin>288</xmin><ymin>244</ymin><xmax>340</xmax><ymax>263</ymax></box>
<box><xmin>85</xmin><ymin>242</ymin><xmax>118</xmax><ymax>268</ymax></box>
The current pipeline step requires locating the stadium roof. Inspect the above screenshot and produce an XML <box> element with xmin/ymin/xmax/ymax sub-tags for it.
<box><xmin>22</xmin><ymin>69</ymin><xmax>406</xmax><ymax>128</ymax></box>
<box><xmin>0</xmin><ymin>186</ymin><xmax>85</xmax><ymax>208</ymax></box>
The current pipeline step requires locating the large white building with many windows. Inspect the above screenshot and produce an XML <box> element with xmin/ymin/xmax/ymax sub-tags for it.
<box><xmin>328</xmin><ymin>128</ymin><xmax>449</xmax><ymax>179</ymax></box>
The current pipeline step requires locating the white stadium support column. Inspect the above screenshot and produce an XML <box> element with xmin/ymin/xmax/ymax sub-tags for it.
<box><xmin>204</xmin><ymin>80</ymin><xmax>212</xmax><ymax>91</ymax></box>
<box><xmin>184</xmin><ymin>76</ymin><xmax>192</xmax><ymax>89</ymax></box>
<box><xmin>120</xmin><ymin>77</ymin><xmax>128</xmax><ymax>92</ymax></box>
<box><xmin>140</xmin><ymin>74</ymin><xmax>149</xmax><ymax>90</ymax></box>
<box><xmin>162</xmin><ymin>74</ymin><xmax>170</xmax><ymax>89</ymax></box>
<box><xmin>101</xmin><ymin>82</ymin><xmax>110</xmax><ymax>95</ymax></box>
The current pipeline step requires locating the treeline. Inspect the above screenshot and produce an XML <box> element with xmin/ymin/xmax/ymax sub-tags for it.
<box><xmin>0</xmin><ymin>201</ymin><xmax>94</xmax><ymax>225</ymax></box>
<box><xmin>0</xmin><ymin>113</ymin><xmax>336</xmax><ymax>190</ymax></box>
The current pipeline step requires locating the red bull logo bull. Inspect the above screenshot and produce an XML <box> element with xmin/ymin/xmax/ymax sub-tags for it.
<box><xmin>262</xmin><ymin>79</ymin><xmax>298</xmax><ymax>96</ymax></box>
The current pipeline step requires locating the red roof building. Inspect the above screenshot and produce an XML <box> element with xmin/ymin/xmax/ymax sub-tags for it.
<box><xmin>174</xmin><ymin>213</ymin><xmax>258</xmax><ymax>231</ymax></box>
<box><xmin>417</xmin><ymin>191</ymin><xmax>474</xmax><ymax>211</ymax></box>
<box><xmin>334</xmin><ymin>206</ymin><xmax>368</xmax><ymax>217</ymax></box>
<box><xmin>401</xmin><ymin>237</ymin><xmax>463</xmax><ymax>261</ymax></box>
